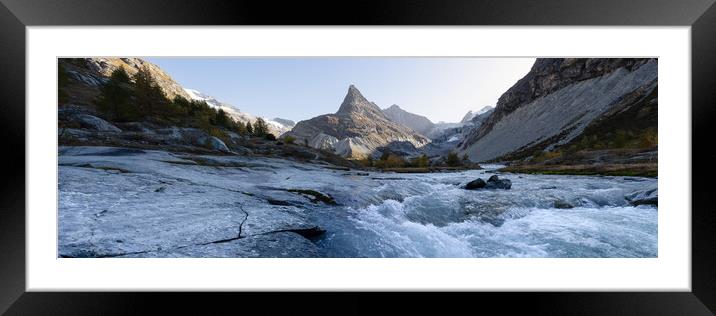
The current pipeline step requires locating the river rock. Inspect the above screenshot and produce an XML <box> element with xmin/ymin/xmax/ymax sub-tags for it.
<box><xmin>485</xmin><ymin>175</ymin><xmax>512</xmax><ymax>189</ymax></box>
<box><xmin>464</xmin><ymin>178</ymin><xmax>487</xmax><ymax>190</ymax></box>
<box><xmin>625</xmin><ymin>187</ymin><xmax>658</xmax><ymax>206</ymax></box>
<box><xmin>554</xmin><ymin>199</ymin><xmax>574</xmax><ymax>209</ymax></box>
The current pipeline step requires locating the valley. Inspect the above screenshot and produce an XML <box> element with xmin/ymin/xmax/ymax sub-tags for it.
<box><xmin>57</xmin><ymin>57</ymin><xmax>658</xmax><ymax>258</ymax></box>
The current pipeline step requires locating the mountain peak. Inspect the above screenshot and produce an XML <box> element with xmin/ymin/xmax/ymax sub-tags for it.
<box><xmin>336</xmin><ymin>85</ymin><xmax>382</xmax><ymax>116</ymax></box>
<box><xmin>286</xmin><ymin>84</ymin><xmax>430</xmax><ymax>158</ymax></box>
<box><xmin>381</xmin><ymin>104</ymin><xmax>435</xmax><ymax>136</ymax></box>
<box><xmin>460</xmin><ymin>106</ymin><xmax>494</xmax><ymax>123</ymax></box>
<box><xmin>477</xmin><ymin>106</ymin><xmax>494</xmax><ymax>115</ymax></box>
<box><xmin>344</xmin><ymin>84</ymin><xmax>367</xmax><ymax>102</ymax></box>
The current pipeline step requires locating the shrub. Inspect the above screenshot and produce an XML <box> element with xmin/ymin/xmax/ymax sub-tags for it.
<box><xmin>358</xmin><ymin>156</ymin><xmax>374</xmax><ymax>167</ymax></box>
<box><xmin>532</xmin><ymin>150</ymin><xmax>562</xmax><ymax>163</ymax></box>
<box><xmin>206</xmin><ymin>127</ymin><xmax>230</xmax><ymax>145</ymax></box>
<box><xmin>375</xmin><ymin>154</ymin><xmax>405</xmax><ymax>169</ymax></box>
<box><xmin>639</xmin><ymin>127</ymin><xmax>658</xmax><ymax>148</ymax></box>
<box><xmin>445</xmin><ymin>151</ymin><xmax>461</xmax><ymax>167</ymax></box>
<box><xmin>411</xmin><ymin>154</ymin><xmax>429</xmax><ymax>168</ymax></box>
<box><xmin>613</xmin><ymin>129</ymin><xmax>630</xmax><ymax>148</ymax></box>
<box><xmin>284</xmin><ymin>135</ymin><xmax>296</xmax><ymax>144</ymax></box>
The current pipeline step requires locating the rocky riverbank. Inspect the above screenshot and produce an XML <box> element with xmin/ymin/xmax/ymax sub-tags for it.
<box><xmin>59</xmin><ymin>146</ymin><xmax>658</xmax><ymax>258</ymax></box>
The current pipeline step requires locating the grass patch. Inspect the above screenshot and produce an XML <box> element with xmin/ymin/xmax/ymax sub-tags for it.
<box><xmin>500</xmin><ymin>163</ymin><xmax>657</xmax><ymax>177</ymax></box>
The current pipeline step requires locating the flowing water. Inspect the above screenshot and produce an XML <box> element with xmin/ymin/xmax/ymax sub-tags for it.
<box><xmin>309</xmin><ymin>165</ymin><xmax>657</xmax><ymax>258</ymax></box>
<box><xmin>58</xmin><ymin>148</ymin><xmax>657</xmax><ymax>258</ymax></box>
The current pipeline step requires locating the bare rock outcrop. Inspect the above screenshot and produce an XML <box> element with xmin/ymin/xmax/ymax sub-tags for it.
<box><xmin>459</xmin><ymin>58</ymin><xmax>657</xmax><ymax>162</ymax></box>
<box><xmin>285</xmin><ymin>85</ymin><xmax>430</xmax><ymax>158</ymax></box>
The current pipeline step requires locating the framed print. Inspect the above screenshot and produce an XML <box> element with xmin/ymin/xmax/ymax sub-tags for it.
<box><xmin>2</xmin><ymin>0</ymin><xmax>716</xmax><ymax>314</ymax></box>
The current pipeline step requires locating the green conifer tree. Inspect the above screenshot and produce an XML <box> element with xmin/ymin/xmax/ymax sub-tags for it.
<box><xmin>97</xmin><ymin>67</ymin><xmax>134</xmax><ymax>121</ymax></box>
<box><xmin>246</xmin><ymin>121</ymin><xmax>254</xmax><ymax>135</ymax></box>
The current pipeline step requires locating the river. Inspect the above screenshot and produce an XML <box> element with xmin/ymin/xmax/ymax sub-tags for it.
<box><xmin>58</xmin><ymin>147</ymin><xmax>657</xmax><ymax>258</ymax></box>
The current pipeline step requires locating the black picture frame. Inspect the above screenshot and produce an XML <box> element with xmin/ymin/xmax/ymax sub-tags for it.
<box><xmin>1</xmin><ymin>0</ymin><xmax>715</xmax><ymax>314</ymax></box>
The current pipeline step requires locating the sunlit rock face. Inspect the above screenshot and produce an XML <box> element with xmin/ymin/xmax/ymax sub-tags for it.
<box><xmin>80</xmin><ymin>57</ymin><xmax>192</xmax><ymax>100</ymax></box>
<box><xmin>285</xmin><ymin>85</ymin><xmax>430</xmax><ymax>158</ymax></box>
<box><xmin>382</xmin><ymin>104</ymin><xmax>435</xmax><ymax>137</ymax></box>
<box><xmin>459</xmin><ymin>58</ymin><xmax>657</xmax><ymax>162</ymax></box>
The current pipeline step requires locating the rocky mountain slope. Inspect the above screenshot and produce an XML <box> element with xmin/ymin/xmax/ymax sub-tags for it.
<box><xmin>62</xmin><ymin>57</ymin><xmax>192</xmax><ymax>102</ymax></box>
<box><xmin>60</xmin><ymin>58</ymin><xmax>291</xmax><ymax>138</ymax></box>
<box><xmin>285</xmin><ymin>85</ymin><xmax>430</xmax><ymax>158</ymax></box>
<box><xmin>382</xmin><ymin>104</ymin><xmax>435</xmax><ymax>136</ymax></box>
<box><xmin>459</xmin><ymin>58</ymin><xmax>657</xmax><ymax>162</ymax></box>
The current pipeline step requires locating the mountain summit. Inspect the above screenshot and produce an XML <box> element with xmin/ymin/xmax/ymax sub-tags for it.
<box><xmin>382</xmin><ymin>104</ymin><xmax>435</xmax><ymax>136</ymax></box>
<box><xmin>460</xmin><ymin>106</ymin><xmax>494</xmax><ymax>124</ymax></box>
<box><xmin>285</xmin><ymin>85</ymin><xmax>429</xmax><ymax>158</ymax></box>
<box><xmin>336</xmin><ymin>85</ymin><xmax>384</xmax><ymax>117</ymax></box>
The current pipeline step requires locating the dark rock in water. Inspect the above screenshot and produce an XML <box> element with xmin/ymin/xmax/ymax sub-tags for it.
<box><xmin>287</xmin><ymin>189</ymin><xmax>337</xmax><ymax>205</ymax></box>
<box><xmin>464</xmin><ymin>178</ymin><xmax>487</xmax><ymax>190</ymax></box>
<box><xmin>325</xmin><ymin>165</ymin><xmax>351</xmax><ymax>171</ymax></box>
<box><xmin>485</xmin><ymin>175</ymin><xmax>512</xmax><ymax>189</ymax></box>
<box><xmin>625</xmin><ymin>187</ymin><xmax>658</xmax><ymax>206</ymax></box>
<box><xmin>266</xmin><ymin>199</ymin><xmax>292</xmax><ymax>206</ymax></box>
<box><xmin>343</xmin><ymin>172</ymin><xmax>369</xmax><ymax>176</ymax></box>
<box><xmin>464</xmin><ymin>175</ymin><xmax>511</xmax><ymax>190</ymax></box>
<box><xmin>554</xmin><ymin>199</ymin><xmax>574</xmax><ymax>209</ymax></box>
<box><xmin>282</xmin><ymin>226</ymin><xmax>326</xmax><ymax>239</ymax></box>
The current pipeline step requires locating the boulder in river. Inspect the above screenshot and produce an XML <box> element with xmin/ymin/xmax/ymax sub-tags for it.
<box><xmin>485</xmin><ymin>175</ymin><xmax>512</xmax><ymax>189</ymax></box>
<box><xmin>464</xmin><ymin>175</ymin><xmax>511</xmax><ymax>190</ymax></box>
<box><xmin>553</xmin><ymin>199</ymin><xmax>574</xmax><ymax>209</ymax></box>
<box><xmin>625</xmin><ymin>187</ymin><xmax>658</xmax><ymax>206</ymax></box>
<box><xmin>464</xmin><ymin>178</ymin><xmax>487</xmax><ymax>190</ymax></box>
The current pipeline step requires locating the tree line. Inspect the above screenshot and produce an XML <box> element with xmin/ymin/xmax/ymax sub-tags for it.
<box><xmin>359</xmin><ymin>151</ymin><xmax>471</xmax><ymax>169</ymax></box>
<box><xmin>90</xmin><ymin>66</ymin><xmax>272</xmax><ymax>139</ymax></box>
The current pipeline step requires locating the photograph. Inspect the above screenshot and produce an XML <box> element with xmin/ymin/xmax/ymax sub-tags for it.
<box><xmin>57</xmin><ymin>57</ymin><xmax>658</xmax><ymax>258</ymax></box>
<box><xmin>5</xmin><ymin>0</ymin><xmax>716</xmax><ymax>312</ymax></box>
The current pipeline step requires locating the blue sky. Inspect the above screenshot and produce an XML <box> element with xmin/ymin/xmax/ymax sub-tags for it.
<box><xmin>147</xmin><ymin>57</ymin><xmax>535</xmax><ymax>123</ymax></box>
